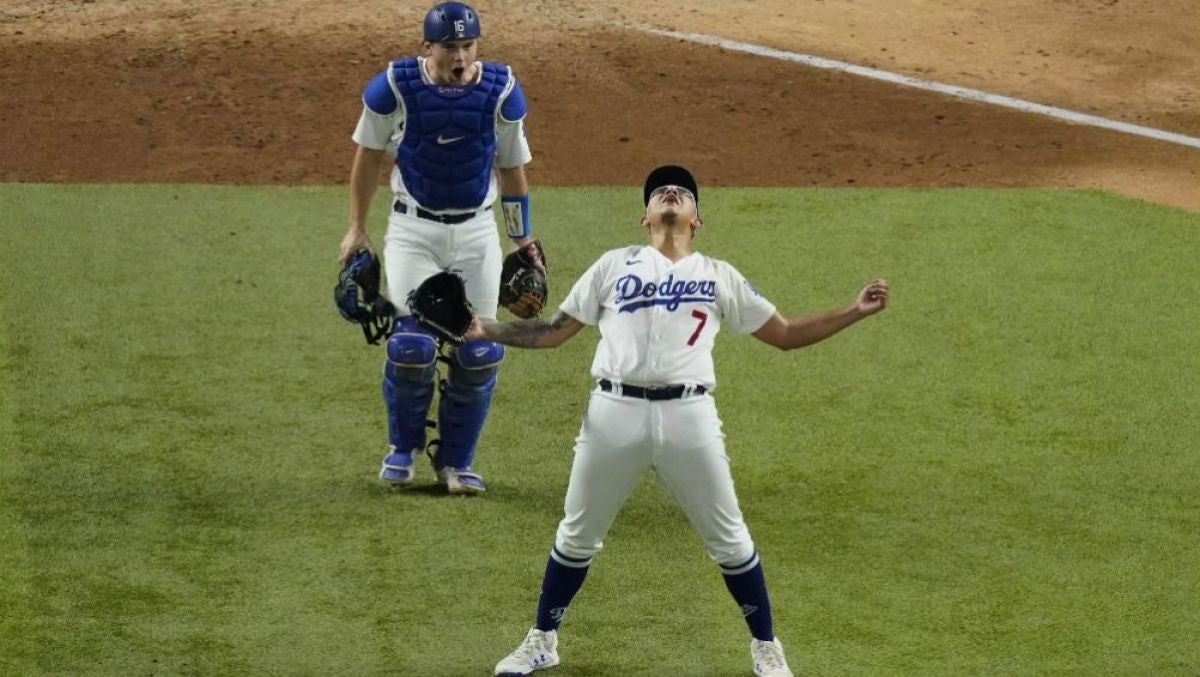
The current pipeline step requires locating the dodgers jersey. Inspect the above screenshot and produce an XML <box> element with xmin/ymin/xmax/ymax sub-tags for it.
<box><xmin>352</xmin><ymin>57</ymin><xmax>532</xmax><ymax>213</ymax></box>
<box><xmin>560</xmin><ymin>245</ymin><xmax>777</xmax><ymax>390</ymax></box>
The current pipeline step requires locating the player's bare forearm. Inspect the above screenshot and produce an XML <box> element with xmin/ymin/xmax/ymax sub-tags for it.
<box><xmin>341</xmin><ymin>146</ymin><xmax>387</xmax><ymax>262</ymax></box>
<box><xmin>498</xmin><ymin>165</ymin><xmax>528</xmax><ymax>197</ymax></box>
<box><xmin>348</xmin><ymin>146</ymin><xmax>386</xmax><ymax>231</ymax></box>
<box><xmin>473</xmin><ymin>311</ymin><xmax>583</xmax><ymax>349</ymax></box>
<box><xmin>762</xmin><ymin>307</ymin><xmax>864</xmax><ymax>350</ymax></box>
<box><xmin>753</xmin><ymin>279</ymin><xmax>889</xmax><ymax>350</ymax></box>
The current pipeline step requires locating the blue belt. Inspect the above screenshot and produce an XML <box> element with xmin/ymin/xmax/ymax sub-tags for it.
<box><xmin>598</xmin><ymin>379</ymin><xmax>707</xmax><ymax>401</ymax></box>
<box><xmin>394</xmin><ymin>201</ymin><xmax>476</xmax><ymax>225</ymax></box>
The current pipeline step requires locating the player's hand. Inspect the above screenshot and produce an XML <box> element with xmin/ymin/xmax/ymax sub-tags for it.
<box><xmin>464</xmin><ymin>317</ymin><xmax>487</xmax><ymax>342</ymax></box>
<box><xmin>510</xmin><ymin>236</ymin><xmax>547</xmax><ymax>275</ymax></box>
<box><xmin>338</xmin><ymin>230</ymin><xmax>375</xmax><ymax>264</ymax></box>
<box><xmin>856</xmin><ymin>279</ymin><xmax>890</xmax><ymax>315</ymax></box>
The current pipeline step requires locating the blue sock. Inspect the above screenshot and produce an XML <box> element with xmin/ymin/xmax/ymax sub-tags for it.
<box><xmin>534</xmin><ymin>547</ymin><xmax>592</xmax><ymax>631</ymax></box>
<box><xmin>721</xmin><ymin>553</ymin><xmax>774</xmax><ymax>642</ymax></box>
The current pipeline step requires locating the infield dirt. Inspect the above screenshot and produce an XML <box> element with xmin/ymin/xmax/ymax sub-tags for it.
<box><xmin>2</xmin><ymin>0</ymin><xmax>1196</xmax><ymax>210</ymax></box>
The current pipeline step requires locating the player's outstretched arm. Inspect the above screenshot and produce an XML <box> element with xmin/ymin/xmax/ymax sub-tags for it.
<box><xmin>753</xmin><ymin>279</ymin><xmax>889</xmax><ymax>351</ymax></box>
<box><xmin>467</xmin><ymin>311</ymin><xmax>584</xmax><ymax>349</ymax></box>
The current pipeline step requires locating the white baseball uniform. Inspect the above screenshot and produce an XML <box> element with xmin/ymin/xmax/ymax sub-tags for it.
<box><xmin>554</xmin><ymin>244</ymin><xmax>777</xmax><ymax>567</ymax></box>
<box><xmin>352</xmin><ymin>57</ymin><xmax>532</xmax><ymax>319</ymax></box>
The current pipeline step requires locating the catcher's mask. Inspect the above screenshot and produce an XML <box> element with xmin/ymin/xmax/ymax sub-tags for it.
<box><xmin>334</xmin><ymin>250</ymin><xmax>397</xmax><ymax>345</ymax></box>
<box><xmin>424</xmin><ymin>2</ymin><xmax>480</xmax><ymax>42</ymax></box>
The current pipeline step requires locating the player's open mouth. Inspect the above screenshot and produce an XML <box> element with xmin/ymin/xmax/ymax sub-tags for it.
<box><xmin>452</xmin><ymin>66</ymin><xmax>465</xmax><ymax>79</ymax></box>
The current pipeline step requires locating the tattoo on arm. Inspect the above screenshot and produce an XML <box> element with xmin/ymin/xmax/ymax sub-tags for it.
<box><xmin>483</xmin><ymin>311</ymin><xmax>575</xmax><ymax>348</ymax></box>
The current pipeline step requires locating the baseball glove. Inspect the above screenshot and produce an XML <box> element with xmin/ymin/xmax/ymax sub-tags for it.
<box><xmin>407</xmin><ymin>271</ymin><xmax>474</xmax><ymax>345</ymax></box>
<box><xmin>335</xmin><ymin>249</ymin><xmax>396</xmax><ymax>345</ymax></box>
<box><xmin>498</xmin><ymin>240</ymin><xmax>548</xmax><ymax>319</ymax></box>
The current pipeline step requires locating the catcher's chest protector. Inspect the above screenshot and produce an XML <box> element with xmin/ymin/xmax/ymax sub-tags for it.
<box><xmin>390</xmin><ymin>58</ymin><xmax>510</xmax><ymax>211</ymax></box>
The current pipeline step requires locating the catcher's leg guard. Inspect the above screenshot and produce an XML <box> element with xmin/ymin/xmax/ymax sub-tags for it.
<box><xmin>432</xmin><ymin>339</ymin><xmax>504</xmax><ymax>494</ymax></box>
<box><xmin>379</xmin><ymin>317</ymin><xmax>438</xmax><ymax>485</ymax></box>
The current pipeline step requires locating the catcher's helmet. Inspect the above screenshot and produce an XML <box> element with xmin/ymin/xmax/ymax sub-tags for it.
<box><xmin>424</xmin><ymin>2</ymin><xmax>481</xmax><ymax>42</ymax></box>
<box><xmin>644</xmin><ymin>164</ymin><xmax>700</xmax><ymax>207</ymax></box>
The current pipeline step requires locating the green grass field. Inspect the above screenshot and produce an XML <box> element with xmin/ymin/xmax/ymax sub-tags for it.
<box><xmin>2</xmin><ymin>184</ymin><xmax>1198</xmax><ymax>675</ymax></box>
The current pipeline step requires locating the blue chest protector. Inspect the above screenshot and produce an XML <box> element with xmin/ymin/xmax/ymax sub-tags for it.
<box><xmin>390</xmin><ymin>58</ymin><xmax>510</xmax><ymax>212</ymax></box>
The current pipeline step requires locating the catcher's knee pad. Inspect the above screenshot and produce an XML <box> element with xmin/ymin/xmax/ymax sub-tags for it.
<box><xmin>386</xmin><ymin>317</ymin><xmax>439</xmax><ymax>372</ymax></box>
<box><xmin>433</xmin><ymin>340</ymin><xmax>504</xmax><ymax>469</ymax></box>
<box><xmin>382</xmin><ymin>317</ymin><xmax>438</xmax><ymax>455</ymax></box>
<box><xmin>449</xmin><ymin>339</ymin><xmax>504</xmax><ymax>386</ymax></box>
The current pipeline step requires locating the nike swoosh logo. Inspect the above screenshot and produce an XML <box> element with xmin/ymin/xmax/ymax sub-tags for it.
<box><xmin>437</xmin><ymin>135</ymin><xmax>466</xmax><ymax>145</ymax></box>
<box><xmin>625</xmin><ymin>259</ymin><xmax>641</xmax><ymax>265</ymax></box>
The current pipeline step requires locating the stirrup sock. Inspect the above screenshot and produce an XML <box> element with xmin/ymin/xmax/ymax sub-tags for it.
<box><xmin>535</xmin><ymin>546</ymin><xmax>591</xmax><ymax>631</ymax></box>
<box><xmin>721</xmin><ymin>553</ymin><xmax>775</xmax><ymax>642</ymax></box>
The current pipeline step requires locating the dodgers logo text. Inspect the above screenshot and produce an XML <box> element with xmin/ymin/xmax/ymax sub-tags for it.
<box><xmin>614</xmin><ymin>273</ymin><xmax>717</xmax><ymax>312</ymax></box>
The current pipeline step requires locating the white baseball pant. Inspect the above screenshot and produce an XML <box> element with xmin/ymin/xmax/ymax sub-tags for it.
<box><xmin>554</xmin><ymin>389</ymin><xmax>757</xmax><ymax>567</ymax></box>
<box><xmin>383</xmin><ymin>205</ymin><xmax>503</xmax><ymax>320</ymax></box>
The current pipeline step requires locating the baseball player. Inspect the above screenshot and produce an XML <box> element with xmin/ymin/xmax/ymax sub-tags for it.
<box><xmin>467</xmin><ymin>165</ymin><xmax>890</xmax><ymax>676</ymax></box>
<box><xmin>337</xmin><ymin>2</ymin><xmax>542</xmax><ymax>494</ymax></box>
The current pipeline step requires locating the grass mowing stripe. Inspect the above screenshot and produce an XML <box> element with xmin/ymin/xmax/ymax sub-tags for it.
<box><xmin>0</xmin><ymin>183</ymin><xmax>1197</xmax><ymax>674</ymax></box>
<box><xmin>1</xmin><ymin>186</ymin><xmax>41</xmax><ymax>674</ymax></box>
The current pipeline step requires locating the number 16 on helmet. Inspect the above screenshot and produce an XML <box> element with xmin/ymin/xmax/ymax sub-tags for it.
<box><xmin>423</xmin><ymin>2</ymin><xmax>481</xmax><ymax>42</ymax></box>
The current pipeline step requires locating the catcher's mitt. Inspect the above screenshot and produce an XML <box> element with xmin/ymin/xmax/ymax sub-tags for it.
<box><xmin>498</xmin><ymin>240</ymin><xmax>548</xmax><ymax>319</ymax></box>
<box><xmin>335</xmin><ymin>250</ymin><xmax>396</xmax><ymax>345</ymax></box>
<box><xmin>407</xmin><ymin>271</ymin><xmax>474</xmax><ymax>345</ymax></box>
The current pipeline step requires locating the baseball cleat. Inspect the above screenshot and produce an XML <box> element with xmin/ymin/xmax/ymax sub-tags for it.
<box><xmin>378</xmin><ymin>447</ymin><xmax>415</xmax><ymax>485</ymax></box>
<box><xmin>750</xmin><ymin>637</ymin><xmax>793</xmax><ymax>677</ymax></box>
<box><xmin>435</xmin><ymin>466</ymin><xmax>486</xmax><ymax>495</ymax></box>
<box><xmin>494</xmin><ymin>627</ymin><xmax>559</xmax><ymax>676</ymax></box>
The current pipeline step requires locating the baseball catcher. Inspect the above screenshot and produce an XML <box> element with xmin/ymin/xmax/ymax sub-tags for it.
<box><xmin>334</xmin><ymin>249</ymin><xmax>396</xmax><ymax>345</ymax></box>
<box><xmin>498</xmin><ymin>239</ymin><xmax>548</xmax><ymax>319</ymax></box>
<box><xmin>407</xmin><ymin>271</ymin><xmax>475</xmax><ymax>345</ymax></box>
<box><xmin>336</xmin><ymin>1</ymin><xmax>545</xmax><ymax>495</ymax></box>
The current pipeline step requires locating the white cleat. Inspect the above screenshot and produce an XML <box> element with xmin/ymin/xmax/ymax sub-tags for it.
<box><xmin>751</xmin><ymin>637</ymin><xmax>793</xmax><ymax>677</ymax></box>
<box><xmin>494</xmin><ymin>627</ymin><xmax>559</xmax><ymax>676</ymax></box>
<box><xmin>436</xmin><ymin>465</ymin><xmax>487</xmax><ymax>495</ymax></box>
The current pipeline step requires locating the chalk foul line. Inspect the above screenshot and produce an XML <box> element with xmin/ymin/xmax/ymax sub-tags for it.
<box><xmin>636</xmin><ymin>26</ymin><xmax>1200</xmax><ymax>151</ymax></box>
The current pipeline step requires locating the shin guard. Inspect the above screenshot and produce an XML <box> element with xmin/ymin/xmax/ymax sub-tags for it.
<box><xmin>432</xmin><ymin>339</ymin><xmax>504</xmax><ymax>470</ymax></box>
<box><xmin>382</xmin><ymin>317</ymin><xmax>438</xmax><ymax>456</ymax></box>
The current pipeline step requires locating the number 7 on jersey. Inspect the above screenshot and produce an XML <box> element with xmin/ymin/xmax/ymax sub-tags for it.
<box><xmin>687</xmin><ymin>310</ymin><xmax>708</xmax><ymax>346</ymax></box>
